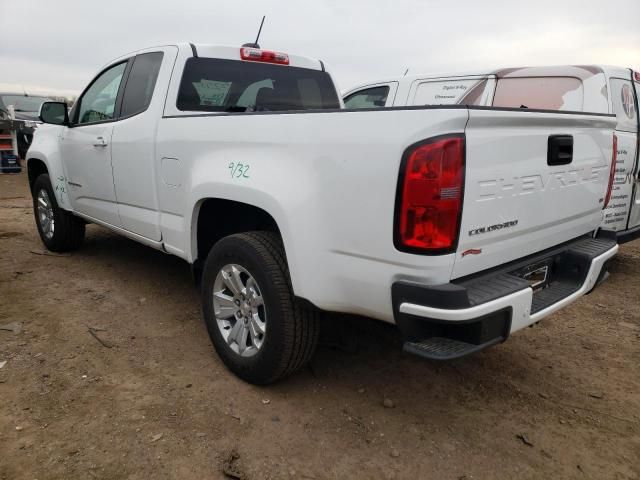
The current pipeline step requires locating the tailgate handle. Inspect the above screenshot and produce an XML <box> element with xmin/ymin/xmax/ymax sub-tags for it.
<box><xmin>547</xmin><ymin>135</ymin><xmax>573</xmax><ymax>166</ymax></box>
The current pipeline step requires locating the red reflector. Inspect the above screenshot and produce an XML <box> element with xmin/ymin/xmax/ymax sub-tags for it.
<box><xmin>396</xmin><ymin>135</ymin><xmax>465</xmax><ymax>253</ymax></box>
<box><xmin>634</xmin><ymin>71</ymin><xmax>640</xmax><ymax>82</ymax></box>
<box><xmin>240</xmin><ymin>47</ymin><xmax>289</xmax><ymax>65</ymax></box>
<box><xmin>604</xmin><ymin>134</ymin><xmax>617</xmax><ymax>209</ymax></box>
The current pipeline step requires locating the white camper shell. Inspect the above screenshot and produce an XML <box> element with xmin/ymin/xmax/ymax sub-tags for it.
<box><xmin>345</xmin><ymin>66</ymin><xmax>640</xmax><ymax>242</ymax></box>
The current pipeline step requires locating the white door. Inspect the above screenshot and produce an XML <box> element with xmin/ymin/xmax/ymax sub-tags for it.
<box><xmin>61</xmin><ymin>61</ymin><xmax>128</xmax><ymax>226</ymax></box>
<box><xmin>110</xmin><ymin>48</ymin><xmax>176</xmax><ymax>241</ymax></box>
<box><xmin>603</xmin><ymin>76</ymin><xmax>638</xmax><ymax>232</ymax></box>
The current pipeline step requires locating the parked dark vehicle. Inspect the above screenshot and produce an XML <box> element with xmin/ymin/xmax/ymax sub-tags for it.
<box><xmin>0</xmin><ymin>93</ymin><xmax>54</xmax><ymax>158</ymax></box>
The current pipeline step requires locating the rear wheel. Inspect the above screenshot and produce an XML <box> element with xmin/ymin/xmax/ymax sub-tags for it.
<box><xmin>201</xmin><ymin>231</ymin><xmax>319</xmax><ymax>384</ymax></box>
<box><xmin>32</xmin><ymin>173</ymin><xmax>85</xmax><ymax>252</ymax></box>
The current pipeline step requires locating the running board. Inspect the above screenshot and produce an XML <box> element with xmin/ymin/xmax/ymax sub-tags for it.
<box><xmin>403</xmin><ymin>336</ymin><xmax>503</xmax><ymax>361</ymax></box>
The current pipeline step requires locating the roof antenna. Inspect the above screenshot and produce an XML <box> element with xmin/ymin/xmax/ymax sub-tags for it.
<box><xmin>242</xmin><ymin>16</ymin><xmax>265</xmax><ymax>49</ymax></box>
<box><xmin>403</xmin><ymin>68</ymin><xmax>409</xmax><ymax>77</ymax></box>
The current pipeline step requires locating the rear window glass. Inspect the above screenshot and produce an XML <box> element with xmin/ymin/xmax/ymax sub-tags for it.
<box><xmin>177</xmin><ymin>58</ymin><xmax>340</xmax><ymax>112</ymax></box>
<box><xmin>344</xmin><ymin>86</ymin><xmax>390</xmax><ymax>109</ymax></box>
<box><xmin>493</xmin><ymin>77</ymin><xmax>584</xmax><ymax>111</ymax></box>
<box><xmin>1</xmin><ymin>95</ymin><xmax>53</xmax><ymax>112</ymax></box>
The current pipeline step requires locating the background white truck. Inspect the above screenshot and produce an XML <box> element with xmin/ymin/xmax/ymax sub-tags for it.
<box><xmin>28</xmin><ymin>44</ymin><xmax>617</xmax><ymax>383</ymax></box>
<box><xmin>344</xmin><ymin>65</ymin><xmax>640</xmax><ymax>242</ymax></box>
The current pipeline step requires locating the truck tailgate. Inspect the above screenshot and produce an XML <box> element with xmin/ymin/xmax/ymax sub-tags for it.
<box><xmin>452</xmin><ymin>109</ymin><xmax>616</xmax><ymax>279</ymax></box>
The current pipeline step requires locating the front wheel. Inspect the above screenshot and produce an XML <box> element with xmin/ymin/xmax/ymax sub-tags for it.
<box><xmin>32</xmin><ymin>173</ymin><xmax>85</xmax><ymax>252</ymax></box>
<box><xmin>201</xmin><ymin>231</ymin><xmax>319</xmax><ymax>384</ymax></box>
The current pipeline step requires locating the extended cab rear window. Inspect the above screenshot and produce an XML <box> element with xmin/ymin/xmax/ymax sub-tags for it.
<box><xmin>176</xmin><ymin>58</ymin><xmax>340</xmax><ymax>112</ymax></box>
<box><xmin>493</xmin><ymin>77</ymin><xmax>584</xmax><ymax>111</ymax></box>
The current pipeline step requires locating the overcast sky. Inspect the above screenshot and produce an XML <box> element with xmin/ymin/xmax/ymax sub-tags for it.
<box><xmin>1</xmin><ymin>0</ymin><xmax>638</xmax><ymax>97</ymax></box>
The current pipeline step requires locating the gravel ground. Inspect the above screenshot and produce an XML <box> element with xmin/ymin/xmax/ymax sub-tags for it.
<box><xmin>1</xmin><ymin>171</ymin><xmax>639</xmax><ymax>480</ymax></box>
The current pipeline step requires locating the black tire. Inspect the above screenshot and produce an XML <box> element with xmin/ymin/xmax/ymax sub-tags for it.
<box><xmin>201</xmin><ymin>231</ymin><xmax>319</xmax><ymax>384</ymax></box>
<box><xmin>32</xmin><ymin>173</ymin><xmax>85</xmax><ymax>252</ymax></box>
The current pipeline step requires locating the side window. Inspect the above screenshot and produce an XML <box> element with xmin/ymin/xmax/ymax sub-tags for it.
<box><xmin>120</xmin><ymin>52</ymin><xmax>164</xmax><ymax>118</ymax></box>
<box><xmin>344</xmin><ymin>86</ymin><xmax>390</xmax><ymax>109</ymax></box>
<box><xmin>413</xmin><ymin>78</ymin><xmax>489</xmax><ymax>106</ymax></box>
<box><xmin>493</xmin><ymin>77</ymin><xmax>584</xmax><ymax>111</ymax></box>
<box><xmin>609</xmin><ymin>78</ymin><xmax>637</xmax><ymax>132</ymax></box>
<box><xmin>76</xmin><ymin>62</ymin><xmax>127</xmax><ymax>124</ymax></box>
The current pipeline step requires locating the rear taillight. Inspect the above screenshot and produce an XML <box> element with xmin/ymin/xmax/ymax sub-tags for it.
<box><xmin>240</xmin><ymin>47</ymin><xmax>289</xmax><ymax>65</ymax></box>
<box><xmin>634</xmin><ymin>71</ymin><xmax>640</xmax><ymax>82</ymax></box>
<box><xmin>604</xmin><ymin>134</ymin><xmax>617</xmax><ymax>209</ymax></box>
<box><xmin>395</xmin><ymin>135</ymin><xmax>465</xmax><ymax>253</ymax></box>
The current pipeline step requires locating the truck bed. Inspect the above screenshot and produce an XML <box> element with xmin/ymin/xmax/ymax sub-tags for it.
<box><xmin>156</xmin><ymin>105</ymin><xmax>616</xmax><ymax>322</ymax></box>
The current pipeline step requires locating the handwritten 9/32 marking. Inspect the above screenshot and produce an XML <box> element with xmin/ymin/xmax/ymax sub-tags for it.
<box><xmin>228</xmin><ymin>162</ymin><xmax>250</xmax><ymax>179</ymax></box>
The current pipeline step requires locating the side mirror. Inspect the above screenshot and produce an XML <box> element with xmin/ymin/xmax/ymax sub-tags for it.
<box><xmin>39</xmin><ymin>102</ymin><xmax>69</xmax><ymax>125</ymax></box>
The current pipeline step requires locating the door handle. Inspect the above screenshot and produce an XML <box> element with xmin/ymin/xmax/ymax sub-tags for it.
<box><xmin>93</xmin><ymin>137</ymin><xmax>108</xmax><ymax>147</ymax></box>
<box><xmin>547</xmin><ymin>135</ymin><xmax>573</xmax><ymax>166</ymax></box>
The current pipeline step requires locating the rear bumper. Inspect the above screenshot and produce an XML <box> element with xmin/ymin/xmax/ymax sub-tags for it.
<box><xmin>392</xmin><ymin>233</ymin><xmax>618</xmax><ymax>360</ymax></box>
<box><xmin>616</xmin><ymin>225</ymin><xmax>640</xmax><ymax>244</ymax></box>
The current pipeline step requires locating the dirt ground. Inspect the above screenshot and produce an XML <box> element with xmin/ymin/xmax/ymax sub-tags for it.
<box><xmin>0</xmin><ymin>170</ymin><xmax>639</xmax><ymax>480</ymax></box>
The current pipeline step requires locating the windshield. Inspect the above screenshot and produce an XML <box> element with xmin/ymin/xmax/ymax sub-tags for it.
<box><xmin>1</xmin><ymin>95</ymin><xmax>54</xmax><ymax>112</ymax></box>
<box><xmin>176</xmin><ymin>58</ymin><xmax>340</xmax><ymax>112</ymax></box>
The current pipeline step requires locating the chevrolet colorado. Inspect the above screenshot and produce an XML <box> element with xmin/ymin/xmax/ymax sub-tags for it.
<box><xmin>27</xmin><ymin>44</ymin><xmax>618</xmax><ymax>384</ymax></box>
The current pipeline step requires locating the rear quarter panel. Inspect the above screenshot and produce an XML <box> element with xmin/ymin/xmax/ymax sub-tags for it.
<box><xmin>156</xmin><ymin>108</ymin><xmax>469</xmax><ymax>321</ymax></box>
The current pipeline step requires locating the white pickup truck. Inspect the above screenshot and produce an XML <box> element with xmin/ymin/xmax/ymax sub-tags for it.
<box><xmin>28</xmin><ymin>44</ymin><xmax>618</xmax><ymax>384</ymax></box>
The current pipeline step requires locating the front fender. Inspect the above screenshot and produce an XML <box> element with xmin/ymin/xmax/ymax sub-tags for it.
<box><xmin>27</xmin><ymin>125</ymin><xmax>71</xmax><ymax>211</ymax></box>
